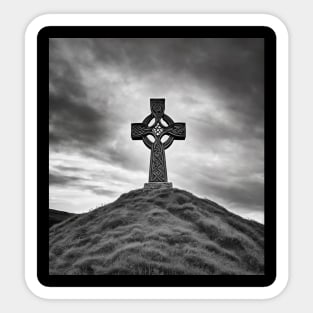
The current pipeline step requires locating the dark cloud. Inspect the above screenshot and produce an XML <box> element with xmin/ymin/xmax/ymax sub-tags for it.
<box><xmin>49</xmin><ymin>45</ymin><xmax>105</xmax><ymax>148</ymax></box>
<box><xmin>54</xmin><ymin>165</ymin><xmax>84</xmax><ymax>172</ymax></box>
<box><xmin>49</xmin><ymin>173</ymin><xmax>81</xmax><ymax>186</ymax></box>
<box><xmin>49</xmin><ymin>93</ymin><xmax>104</xmax><ymax>146</ymax></box>
<box><xmin>49</xmin><ymin>172</ymin><xmax>118</xmax><ymax>198</ymax></box>
<box><xmin>49</xmin><ymin>38</ymin><xmax>143</xmax><ymax>173</ymax></box>
<box><xmin>89</xmin><ymin>38</ymin><xmax>264</xmax><ymax>125</ymax></box>
<box><xmin>87</xmin><ymin>39</ymin><xmax>264</xmax><ymax>161</ymax></box>
<box><xmin>84</xmin><ymin>186</ymin><xmax>119</xmax><ymax>197</ymax></box>
<box><xmin>50</xmin><ymin>37</ymin><xmax>264</xmax><ymax>150</ymax></box>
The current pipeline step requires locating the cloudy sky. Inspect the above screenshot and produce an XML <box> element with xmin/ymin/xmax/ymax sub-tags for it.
<box><xmin>49</xmin><ymin>37</ymin><xmax>264</xmax><ymax>223</ymax></box>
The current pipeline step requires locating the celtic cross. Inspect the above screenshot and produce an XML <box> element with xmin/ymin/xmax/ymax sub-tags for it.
<box><xmin>131</xmin><ymin>99</ymin><xmax>186</xmax><ymax>188</ymax></box>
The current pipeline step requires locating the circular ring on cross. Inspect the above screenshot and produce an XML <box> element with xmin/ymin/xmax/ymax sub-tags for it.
<box><xmin>142</xmin><ymin>114</ymin><xmax>175</xmax><ymax>150</ymax></box>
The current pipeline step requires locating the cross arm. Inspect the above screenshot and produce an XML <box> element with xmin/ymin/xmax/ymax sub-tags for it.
<box><xmin>131</xmin><ymin>123</ymin><xmax>151</xmax><ymax>140</ymax></box>
<box><xmin>164</xmin><ymin>122</ymin><xmax>186</xmax><ymax>139</ymax></box>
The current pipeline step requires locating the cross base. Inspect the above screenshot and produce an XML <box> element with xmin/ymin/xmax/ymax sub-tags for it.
<box><xmin>144</xmin><ymin>182</ymin><xmax>173</xmax><ymax>190</ymax></box>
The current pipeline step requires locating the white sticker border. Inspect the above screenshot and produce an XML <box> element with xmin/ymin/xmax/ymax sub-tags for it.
<box><xmin>25</xmin><ymin>13</ymin><xmax>288</xmax><ymax>300</ymax></box>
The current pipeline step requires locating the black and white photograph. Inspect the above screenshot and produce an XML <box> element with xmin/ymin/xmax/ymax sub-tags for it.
<box><xmin>47</xmin><ymin>33</ymin><xmax>270</xmax><ymax>279</ymax></box>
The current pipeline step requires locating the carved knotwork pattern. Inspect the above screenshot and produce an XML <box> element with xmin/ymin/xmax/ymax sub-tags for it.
<box><xmin>150</xmin><ymin>141</ymin><xmax>166</xmax><ymax>182</ymax></box>
<box><xmin>132</xmin><ymin>124</ymin><xmax>146</xmax><ymax>137</ymax></box>
<box><xmin>171</xmin><ymin>125</ymin><xmax>185</xmax><ymax>136</ymax></box>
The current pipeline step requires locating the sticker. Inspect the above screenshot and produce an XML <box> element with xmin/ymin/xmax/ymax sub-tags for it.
<box><xmin>25</xmin><ymin>14</ymin><xmax>288</xmax><ymax>299</ymax></box>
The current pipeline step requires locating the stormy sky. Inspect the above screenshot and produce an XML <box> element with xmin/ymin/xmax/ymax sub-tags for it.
<box><xmin>49</xmin><ymin>38</ymin><xmax>264</xmax><ymax>223</ymax></box>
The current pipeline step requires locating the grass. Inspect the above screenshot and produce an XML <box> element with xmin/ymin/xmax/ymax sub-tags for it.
<box><xmin>49</xmin><ymin>188</ymin><xmax>264</xmax><ymax>275</ymax></box>
<box><xmin>49</xmin><ymin>209</ymin><xmax>76</xmax><ymax>228</ymax></box>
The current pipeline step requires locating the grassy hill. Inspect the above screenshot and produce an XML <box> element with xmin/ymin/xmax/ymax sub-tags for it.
<box><xmin>49</xmin><ymin>209</ymin><xmax>76</xmax><ymax>228</ymax></box>
<box><xmin>49</xmin><ymin>188</ymin><xmax>264</xmax><ymax>275</ymax></box>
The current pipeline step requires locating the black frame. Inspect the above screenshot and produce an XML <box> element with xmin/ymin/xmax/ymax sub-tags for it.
<box><xmin>39</xmin><ymin>26</ymin><xmax>276</xmax><ymax>287</ymax></box>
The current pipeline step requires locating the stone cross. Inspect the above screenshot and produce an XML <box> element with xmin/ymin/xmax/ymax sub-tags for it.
<box><xmin>131</xmin><ymin>98</ymin><xmax>186</xmax><ymax>189</ymax></box>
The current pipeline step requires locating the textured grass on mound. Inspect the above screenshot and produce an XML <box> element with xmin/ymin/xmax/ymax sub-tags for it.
<box><xmin>49</xmin><ymin>209</ymin><xmax>76</xmax><ymax>228</ymax></box>
<box><xmin>49</xmin><ymin>188</ymin><xmax>264</xmax><ymax>275</ymax></box>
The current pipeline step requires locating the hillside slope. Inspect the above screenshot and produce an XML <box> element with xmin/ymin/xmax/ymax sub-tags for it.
<box><xmin>49</xmin><ymin>209</ymin><xmax>76</xmax><ymax>228</ymax></box>
<box><xmin>49</xmin><ymin>188</ymin><xmax>264</xmax><ymax>275</ymax></box>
